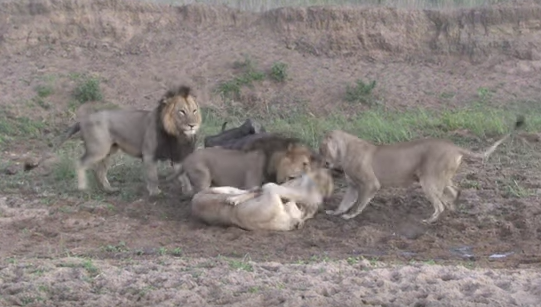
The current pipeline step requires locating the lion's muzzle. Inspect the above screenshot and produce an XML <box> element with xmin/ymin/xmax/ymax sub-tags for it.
<box><xmin>183</xmin><ymin>125</ymin><xmax>199</xmax><ymax>136</ymax></box>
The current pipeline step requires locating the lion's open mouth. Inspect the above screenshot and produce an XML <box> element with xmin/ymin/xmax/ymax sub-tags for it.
<box><xmin>183</xmin><ymin>129</ymin><xmax>198</xmax><ymax>136</ymax></box>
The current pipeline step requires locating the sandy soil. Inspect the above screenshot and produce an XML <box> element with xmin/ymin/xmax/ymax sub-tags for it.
<box><xmin>1</xmin><ymin>0</ymin><xmax>541</xmax><ymax>306</ymax></box>
<box><xmin>1</xmin><ymin>256</ymin><xmax>540</xmax><ymax>307</ymax></box>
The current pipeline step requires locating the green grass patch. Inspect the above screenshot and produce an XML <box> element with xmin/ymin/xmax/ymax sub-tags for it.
<box><xmin>344</xmin><ymin>78</ymin><xmax>377</xmax><ymax>105</ymax></box>
<box><xmin>217</xmin><ymin>55</ymin><xmax>266</xmax><ymax>99</ymax></box>
<box><xmin>35</xmin><ymin>84</ymin><xmax>54</xmax><ymax>98</ymax></box>
<box><xmin>0</xmin><ymin>111</ymin><xmax>48</xmax><ymax>147</ymax></box>
<box><xmin>72</xmin><ymin>75</ymin><xmax>104</xmax><ymax>103</ymax></box>
<box><xmin>201</xmin><ymin>103</ymin><xmax>539</xmax><ymax>147</ymax></box>
<box><xmin>269</xmin><ymin>61</ymin><xmax>289</xmax><ymax>82</ymax></box>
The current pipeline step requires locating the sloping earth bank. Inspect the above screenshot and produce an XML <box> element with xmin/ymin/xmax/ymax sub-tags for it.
<box><xmin>1</xmin><ymin>0</ymin><xmax>541</xmax><ymax>306</ymax></box>
<box><xmin>2</xmin><ymin>0</ymin><xmax>541</xmax><ymax>112</ymax></box>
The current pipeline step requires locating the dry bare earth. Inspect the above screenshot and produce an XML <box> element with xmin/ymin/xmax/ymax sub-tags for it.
<box><xmin>1</xmin><ymin>256</ymin><xmax>540</xmax><ymax>307</ymax></box>
<box><xmin>1</xmin><ymin>0</ymin><xmax>541</xmax><ymax>306</ymax></box>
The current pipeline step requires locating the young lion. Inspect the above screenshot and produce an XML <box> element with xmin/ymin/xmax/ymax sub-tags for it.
<box><xmin>28</xmin><ymin>86</ymin><xmax>201</xmax><ymax>196</ymax></box>
<box><xmin>190</xmin><ymin>168</ymin><xmax>334</xmax><ymax>231</ymax></box>
<box><xmin>319</xmin><ymin>116</ymin><xmax>524</xmax><ymax>224</ymax></box>
<box><xmin>168</xmin><ymin>141</ymin><xmax>318</xmax><ymax>197</ymax></box>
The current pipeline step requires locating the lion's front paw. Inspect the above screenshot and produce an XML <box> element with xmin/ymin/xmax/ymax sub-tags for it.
<box><xmin>148</xmin><ymin>188</ymin><xmax>162</xmax><ymax>197</ymax></box>
<box><xmin>421</xmin><ymin>218</ymin><xmax>436</xmax><ymax>225</ymax></box>
<box><xmin>341</xmin><ymin>213</ymin><xmax>356</xmax><ymax>220</ymax></box>
<box><xmin>225</xmin><ymin>197</ymin><xmax>240</xmax><ymax>206</ymax></box>
<box><xmin>104</xmin><ymin>186</ymin><xmax>120</xmax><ymax>193</ymax></box>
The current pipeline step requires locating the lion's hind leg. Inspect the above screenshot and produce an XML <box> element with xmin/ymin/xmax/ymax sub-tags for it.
<box><xmin>224</xmin><ymin>188</ymin><xmax>261</xmax><ymax>206</ymax></box>
<box><xmin>442</xmin><ymin>183</ymin><xmax>460</xmax><ymax>212</ymax></box>
<box><xmin>76</xmin><ymin>142</ymin><xmax>112</xmax><ymax>191</ymax></box>
<box><xmin>207</xmin><ymin>186</ymin><xmax>247</xmax><ymax>195</ymax></box>
<box><xmin>283</xmin><ymin>201</ymin><xmax>305</xmax><ymax>229</ymax></box>
<box><xmin>94</xmin><ymin>146</ymin><xmax>119</xmax><ymax>193</ymax></box>
<box><xmin>419</xmin><ymin>178</ymin><xmax>447</xmax><ymax>224</ymax></box>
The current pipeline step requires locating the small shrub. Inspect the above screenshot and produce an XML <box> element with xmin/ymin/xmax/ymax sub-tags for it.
<box><xmin>217</xmin><ymin>55</ymin><xmax>266</xmax><ymax>99</ymax></box>
<box><xmin>345</xmin><ymin>79</ymin><xmax>377</xmax><ymax>105</ymax></box>
<box><xmin>269</xmin><ymin>62</ymin><xmax>289</xmax><ymax>82</ymax></box>
<box><xmin>35</xmin><ymin>84</ymin><xmax>54</xmax><ymax>98</ymax></box>
<box><xmin>73</xmin><ymin>76</ymin><xmax>103</xmax><ymax>103</ymax></box>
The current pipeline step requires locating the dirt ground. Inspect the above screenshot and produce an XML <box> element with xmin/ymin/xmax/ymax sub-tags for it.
<box><xmin>1</xmin><ymin>0</ymin><xmax>541</xmax><ymax>306</ymax></box>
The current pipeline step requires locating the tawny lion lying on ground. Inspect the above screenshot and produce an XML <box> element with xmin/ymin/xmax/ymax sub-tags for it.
<box><xmin>319</xmin><ymin>115</ymin><xmax>525</xmax><ymax>224</ymax></box>
<box><xmin>190</xmin><ymin>168</ymin><xmax>334</xmax><ymax>231</ymax></box>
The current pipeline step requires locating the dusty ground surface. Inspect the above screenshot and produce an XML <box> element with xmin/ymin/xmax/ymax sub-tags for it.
<box><xmin>1</xmin><ymin>0</ymin><xmax>541</xmax><ymax>306</ymax></box>
<box><xmin>1</xmin><ymin>256</ymin><xmax>541</xmax><ymax>306</ymax></box>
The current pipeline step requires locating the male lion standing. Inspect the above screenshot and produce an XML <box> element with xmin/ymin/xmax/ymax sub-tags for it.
<box><xmin>29</xmin><ymin>85</ymin><xmax>201</xmax><ymax>196</ymax></box>
<box><xmin>319</xmin><ymin>116</ymin><xmax>524</xmax><ymax>224</ymax></box>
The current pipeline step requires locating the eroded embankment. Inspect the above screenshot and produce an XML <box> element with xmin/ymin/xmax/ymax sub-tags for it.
<box><xmin>1</xmin><ymin>0</ymin><xmax>541</xmax><ymax>63</ymax></box>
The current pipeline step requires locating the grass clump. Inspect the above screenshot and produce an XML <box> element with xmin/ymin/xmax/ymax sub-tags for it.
<box><xmin>201</xmin><ymin>103</ymin><xmax>536</xmax><ymax>148</ymax></box>
<box><xmin>73</xmin><ymin>75</ymin><xmax>103</xmax><ymax>103</ymax></box>
<box><xmin>35</xmin><ymin>84</ymin><xmax>54</xmax><ymax>98</ymax></box>
<box><xmin>0</xmin><ymin>110</ymin><xmax>47</xmax><ymax>146</ymax></box>
<box><xmin>217</xmin><ymin>55</ymin><xmax>266</xmax><ymax>99</ymax></box>
<box><xmin>269</xmin><ymin>61</ymin><xmax>289</xmax><ymax>82</ymax></box>
<box><xmin>345</xmin><ymin>79</ymin><xmax>377</xmax><ymax>105</ymax></box>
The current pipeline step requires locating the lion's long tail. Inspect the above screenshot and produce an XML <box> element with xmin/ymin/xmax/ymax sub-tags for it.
<box><xmin>459</xmin><ymin>115</ymin><xmax>525</xmax><ymax>161</ymax></box>
<box><xmin>24</xmin><ymin>122</ymin><xmax>81</xmax><ymax>171</ymax></box>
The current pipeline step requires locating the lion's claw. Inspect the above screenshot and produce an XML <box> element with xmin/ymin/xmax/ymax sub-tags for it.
<box><xmin>341</xmin><ymin>214</ymin><xmax>355</xmax><ymax>220</ymax></box>
<box><xmin>226</xmin><ymin>197</ymin><xmax>240</xmax><ymax>206</ymax></box>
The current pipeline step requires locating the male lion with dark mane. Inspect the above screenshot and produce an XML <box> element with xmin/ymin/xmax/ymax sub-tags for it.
<box><xmin>191</xmin><ymin>168</ymin><xmax>334</xmax><ymax>231</ymax></box>
<box><xmin>163</xmin><ymin>135</ymin><xmax>324</xmax><ymax>196</ymax></box>
<box><xmin>28</xmin><ymin>85</ymin><xmax>201</xmax><ymax>196</ymax></box>
<box><xmin>319</xmin><ymin>115</ymin><xmax>524</xmax><ymax>224</ymax></box>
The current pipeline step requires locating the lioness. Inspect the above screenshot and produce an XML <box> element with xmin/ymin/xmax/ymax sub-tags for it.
<box><xmin>29</xmin><ymin>86</ymin><xmax>201</xmax><ymax>196</ymax></box>
<box><xmin>163</xmin><ymin>135</ymin><xmax>322</xmax><ymax>196</ymax></box>
<box><xmin>319</xmin><ymin>116</ymin><xmax>524</xmax><ymax>224</ymax></box>
<box><xmin>191</xmin><ymin>168</ymin><xmax>334</xmax><ymax>231</ymax></box>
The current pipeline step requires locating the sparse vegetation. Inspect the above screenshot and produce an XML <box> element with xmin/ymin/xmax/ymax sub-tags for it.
<box><xmin>149</xmin><ymin>0</ymin><xmax>507</xmax><ymax>11</ymax></box>
<box><xmin>35</xmin><ymin>84</ymin><xmax>54</xmax><ymax>98</ymax></box>
<box><xmin>269</xmin><ymin>61</ymin><xmax>289</xmax><ymax>82</ymax></box>
<box><xmin>228</xmin><ymin>258</ymin><xmax>254</xmax><ymax>272</ymax></box>
<box><xmin>0</xmin><ymin>110</ymin><xmax>48</xmax><ymax>146</ymax></box>
<box><xmin>344</xmin><ymin>78</ymin><xmax>377</xmax><ymax>105</ymax></box>
<box><xmin>72</xmin><ymin>75</ymin><xmax>104</xmax><ymax>103</ymax></box>
<box><xmin>217</xmin><ymin>55</ymin><xmax>266</xmax><ymax>99</ymax></box>
<box><xmin>202</xmin><ymin>103</ymin><xmax>538</xmax><ymax>147</ymax></box>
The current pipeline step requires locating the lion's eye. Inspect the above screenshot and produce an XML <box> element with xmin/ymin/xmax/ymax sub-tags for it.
<box><xmin>179</xmin><ymin>110</ymin><xmax>186</xmax><ymax>115</ymax></box>
<box><xmin>193</xmin><ymin>109</ymin><xmax>197</xmax><ymax>114</ymax></box>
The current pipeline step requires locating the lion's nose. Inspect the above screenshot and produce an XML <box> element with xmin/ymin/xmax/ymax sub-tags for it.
<box><xmin>188</xmin><ymin>124</ymin><xmax>195</xmax><ymax>129</ymax></box>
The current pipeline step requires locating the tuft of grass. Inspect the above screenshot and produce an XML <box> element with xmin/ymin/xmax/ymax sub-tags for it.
<box><xmin>102</xmin><ymin>241</ymin><xmax>129</xmax><ymax>253</ymax></box>
<box><xmin>201</xmin><ymin>103</ymin><xmax>538</xmax><ymax>148</ymax></box>
<box><xmin>344</xmin><ymin>78</ymin><xmax>377</xmax><ymax>105</ymax></box>
<box><xmin>0</xmin><ymin>111</ymin><xmax>48</xmax><ymax>146</ymax></box>
<box><xmin>35</xmin><ymin>84</ymin><xmax>54</xmax><ymax>98</ymax></box>
<box><xmin>82</xmin><ymin>258</ymin><xmax>100</xmax><ymax>277</ymax></box>
<box><xmin>269</xmin><ymin>61</ymin><xmax>289</xmax><ymax>82</ymax></box>
<box><xmin>73</xmin><ymin>76</ymin><xmax>103</xmax><ymax>103</ymax></box>
<box><xmin>217</xmin><ymin>55</ymin><xmax>266</xmax><ymax>99</ymax></box>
